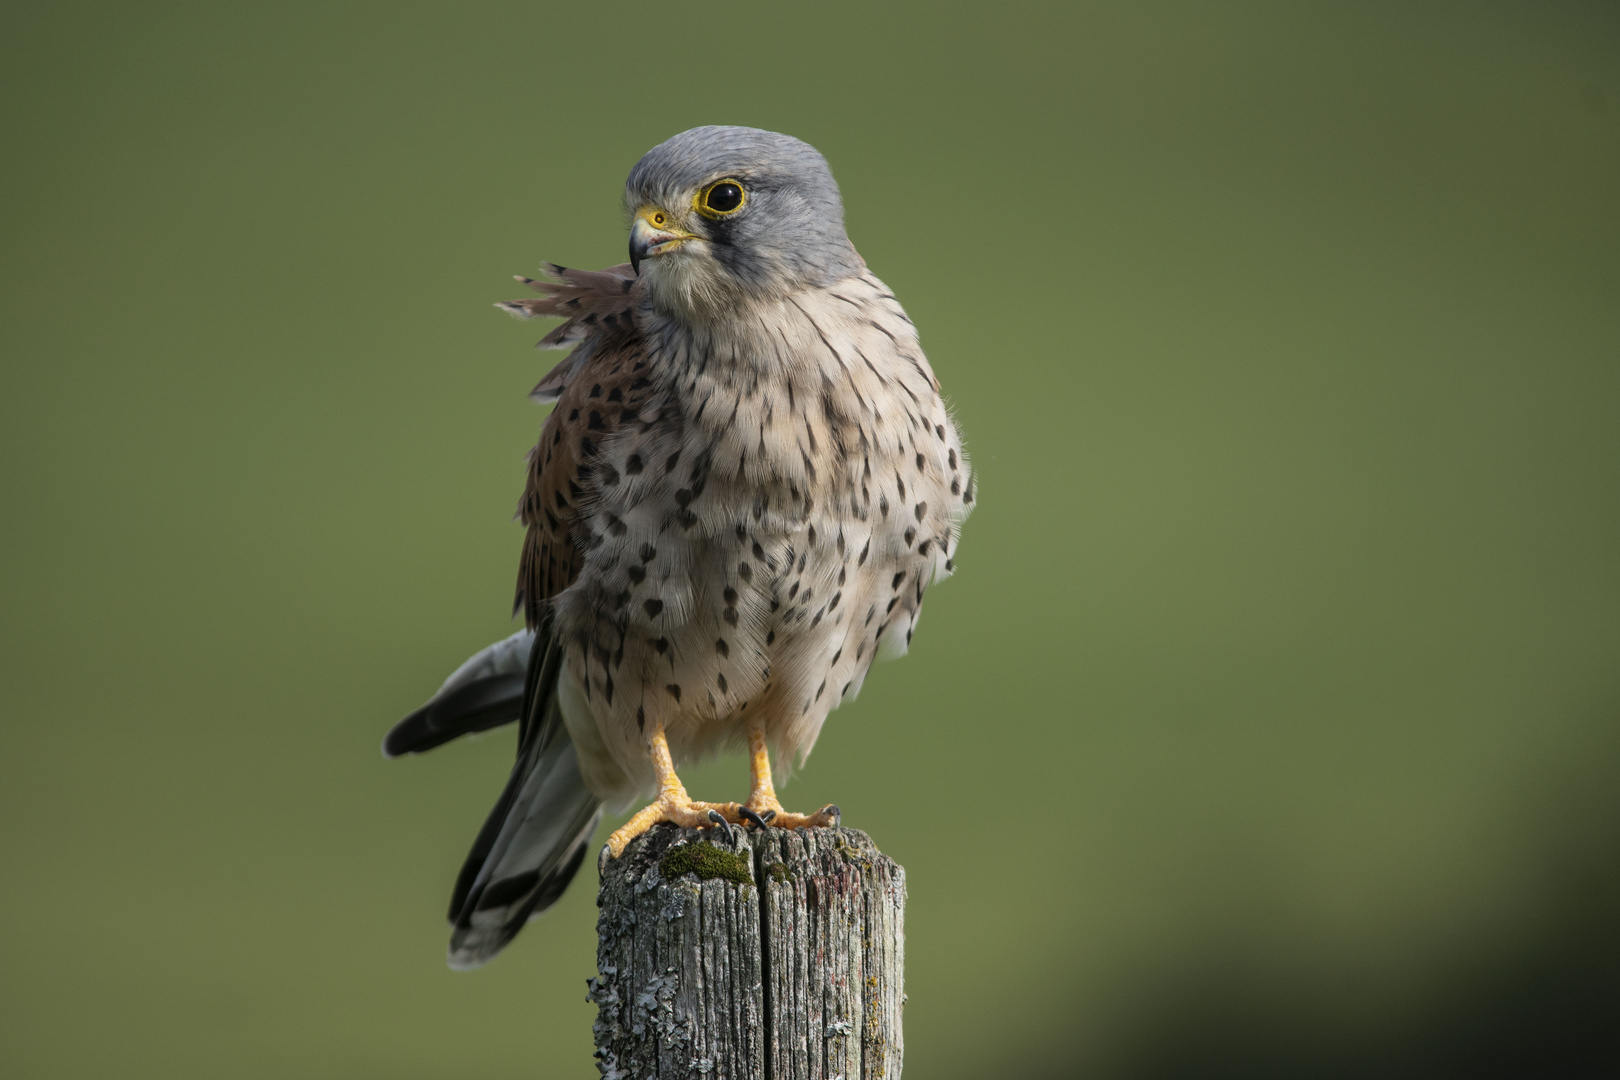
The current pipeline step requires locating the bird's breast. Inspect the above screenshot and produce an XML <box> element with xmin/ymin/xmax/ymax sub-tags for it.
<box><xmin>553</xmin><ymin>271</ymin><xmax>973</xmax><ymax>783</ymax></box>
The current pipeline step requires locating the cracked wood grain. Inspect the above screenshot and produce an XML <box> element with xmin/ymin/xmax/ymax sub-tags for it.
<box><xmin>591</xmin><ymin>825</ymin><xmax>905</xmax><ymax>1080</ymax></box>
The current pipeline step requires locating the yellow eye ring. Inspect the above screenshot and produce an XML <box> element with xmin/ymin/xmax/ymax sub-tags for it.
<box><xmin>694</xmin><ymin>178</ymin><xmax>746</xmax><ymax>218</ymax></box>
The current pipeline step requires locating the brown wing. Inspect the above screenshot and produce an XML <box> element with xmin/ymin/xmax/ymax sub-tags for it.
<box><xmin>497</xmin><ymin>262</ymin><xmax>640</xmax><ymax>402</ymax></box>
<box><xmin>509</xmin><ymin>265</ymin><xmax>653</xmax><ymax>629</ymax></box>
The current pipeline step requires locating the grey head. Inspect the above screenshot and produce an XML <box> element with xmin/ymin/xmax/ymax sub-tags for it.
<box><xmin>625</xmin><ymin>126</ymin><xmax>863</xmax><ymax>318</ymax></box>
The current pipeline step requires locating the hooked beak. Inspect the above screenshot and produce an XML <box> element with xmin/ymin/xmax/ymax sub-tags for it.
<box><xmin>629</xmin><ymin>206</ymin><xmax>697</xmax><ymax>275</ymax></box>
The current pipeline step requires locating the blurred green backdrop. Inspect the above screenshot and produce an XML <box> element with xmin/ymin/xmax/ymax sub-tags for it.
<box><xmin>3</xmin><ymin>2</ymin><xmax>1618</xmax><ymax>1077</ymax></box>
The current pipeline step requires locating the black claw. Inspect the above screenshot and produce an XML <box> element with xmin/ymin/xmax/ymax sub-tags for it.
<box><xmin>598</xmin><ymin>843</ymin><xmax>611</xmax><ymax>876</ymax></box>
<box><xmin>760</xmin><ymin>809</ymin><xmax>777</xmax><ymax>824</ymax></box>
<box><xmin>706</xmin><ymin>809</ymin><xmax>738</xmax><ymax>846</ymax></box>
<box><xmin>738</xmin><ymin>806</ymin><xmax>769</xmax><ymax>830</ymax></box>
<box><xmin>822</xmin><ymin>804</ymin><xmax>842</xmax><ymax>829</ymax></box>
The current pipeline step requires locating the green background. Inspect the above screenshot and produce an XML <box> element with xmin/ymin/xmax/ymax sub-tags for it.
<box><xmin>3</xmin><ymin>3</ymin><xmax>1617</xmax><ymax>1076</ymax></box>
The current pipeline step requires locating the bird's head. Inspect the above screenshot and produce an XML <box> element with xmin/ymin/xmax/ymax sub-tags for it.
<box><xmin>625</xmin><ymin>126</ymin><xmax>863</xmax><ymax>319</ymax></box>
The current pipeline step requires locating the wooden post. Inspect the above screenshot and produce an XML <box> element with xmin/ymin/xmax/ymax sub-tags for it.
<box><xmin>590</xmin><ymin>824</ymin><xmax>906</xmax><ymax>1080</ymax></box>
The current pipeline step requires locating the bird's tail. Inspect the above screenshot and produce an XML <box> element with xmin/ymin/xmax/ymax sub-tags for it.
<box><xmin>384</xmin><ymin>627</ymin><xmax>602</xmax><ymax>968</ymax></box>
<box><xmin>444</xmin><ymin>727</ymin><xmax>601</xmax><ymax>969</ymax></box>
<box><xmin>443</xmin><ymin>635</ymin><xmax>602</xmax><ymax>970</ymax></box>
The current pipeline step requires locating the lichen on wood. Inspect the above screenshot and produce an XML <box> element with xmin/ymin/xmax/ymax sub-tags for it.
<box><xmin>591</xmin><ymin>823</ymin><xmax>906</xmax><ymax>1079</ymax></box>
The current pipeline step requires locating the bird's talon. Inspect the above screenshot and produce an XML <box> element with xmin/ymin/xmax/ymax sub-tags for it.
<box><xmin>738</xmin><ymin>806</ymin><xmax>770</xmax><ymax>830</ymax></box>
<box><xmin>705</xmin><ymin>808</ymin><xmax>732</xmax><ymax>845</ymax></box>
<box><xmin>606</xmin><ymin>792</ymin><xmax>742</xmax><ymax>857</ymax></box>
<box><xmin>821</xmin><ymin>803</ymin><xmax>841</xmax><ymax>829</ymax></box>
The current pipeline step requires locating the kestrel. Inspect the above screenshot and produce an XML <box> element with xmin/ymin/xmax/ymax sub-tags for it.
<box><xmin>386</xmin><ymin>127</ymin><xmax>973</xmax><ymax>968</ymax></box>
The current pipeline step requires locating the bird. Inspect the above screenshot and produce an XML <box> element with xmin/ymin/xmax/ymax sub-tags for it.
<box><xmin>385</xmin><ymin>126</ymin><xmax>974</xmax><ymax>969</ymax></box>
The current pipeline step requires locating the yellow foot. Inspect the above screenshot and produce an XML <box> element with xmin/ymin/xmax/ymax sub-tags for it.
<box><xmin>736</xmin><ymin>798</ymin><xmax>841</xmax><ymax>832</ymax></box>
<box><xmin>605</xmin><ymin>794</ymin><xmax>745</xmax><ymax>859</ymax></box>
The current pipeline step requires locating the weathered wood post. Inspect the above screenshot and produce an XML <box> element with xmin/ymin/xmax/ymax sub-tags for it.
<box><xmin>590</xmin><ymin>824</ymin><xmax>906</xmax><ymax>1079</ymax></box>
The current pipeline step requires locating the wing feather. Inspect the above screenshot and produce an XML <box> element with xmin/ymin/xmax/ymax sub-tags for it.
<box><xmin>429</xmin><ymin>263</ymin><xmax>657</xmax><ymax>967</ymax></box>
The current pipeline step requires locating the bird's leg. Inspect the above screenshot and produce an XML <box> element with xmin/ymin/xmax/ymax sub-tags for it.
<box><xmin>605</xmin><ymin>718</ymin><xmax>743</xmax><ymax>858</ymax></box>
<box><xmin>737</xmin><ymin>719</ymin><xmax>840</xmax><ymax>831</ymax></box>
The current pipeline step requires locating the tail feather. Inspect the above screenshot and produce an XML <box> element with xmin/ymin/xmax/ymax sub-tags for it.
<box><xmin>382</xmin><ymin>630</ymin><xmax>534</xmax><ymax>757</ymax></box>
<box><xmin>445</xmin><ymin>623</ymin><xmax>603</xmax><ymax>969</ymax></box>
<box><xmin>446</xmin><ymin>732</ymin><xmax>601</xmax><ymax>969</ymax></box>
<box><xmin>383</xmin><ymin>675</ymin><xmax>524</xmax><ymax>756</ymax></box>
<box><xmin>389</xmin><ymin>625</ymin><xmax>602</xmax><ymax>968</ymax></box>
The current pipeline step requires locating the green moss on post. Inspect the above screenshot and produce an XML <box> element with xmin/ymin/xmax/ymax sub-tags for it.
<box><xmin>594</xmin><ymin>825</ymin><xmax>905</xmax><ymax>1079</ymax></box>
<box><xmin>659</xmin><ymin>839</ymin><xmax>754</xmax><ymax>887</ymax></box>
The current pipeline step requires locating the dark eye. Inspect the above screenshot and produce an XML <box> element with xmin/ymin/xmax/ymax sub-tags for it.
<box><xmin>701</xmin><ymin>180</ymin><xmax>745</xmax><ymax>216</ymax></box>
